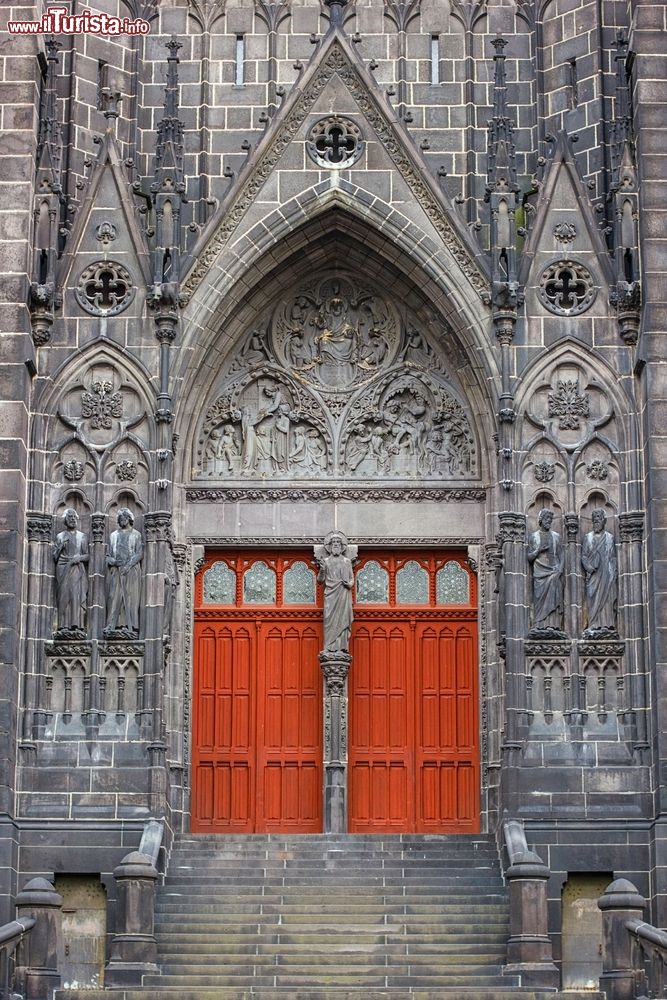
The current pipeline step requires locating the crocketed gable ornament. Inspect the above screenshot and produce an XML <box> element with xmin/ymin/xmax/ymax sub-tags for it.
<box><xmin>75</xmin><ymin>261</ymin><xmax>135</xmax><ymax>316</ymax></box>
<box><xmin>306</xmin><ymin>116</ymin><xmax>364</xmax><ymax>169</ymax></box>
<box><xmin>537</xmin><ymin>259</ymin><xmax>597</xmax><ymax>316</ymax></box>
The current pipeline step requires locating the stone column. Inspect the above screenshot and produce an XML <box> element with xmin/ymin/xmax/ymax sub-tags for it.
<box><xmin>619</xmin><ymin>512</ymin><xmax>648</xmax><ymax>753</ymax></box>
<box><xmin>320</xmin><ymin>651</ymin><xmax>351</xmax><ymax>833</ymax></box>
<box><xmin>504</xmin><ymin>850</ymin><xmax>559</xmax><ymax>989</ymax></box>
<box><xmin>105</xmin><ymin>851</ymin><xmax>159</xmax><ymax>987</ymax></box>
<box><xmin>497</xmin><ymin>512</ymin><xmax>527</xmax><ymax>752</ymax></box>
<box><xmin>597</xmin><ymin>879</ymin><xmax>646</xmax><ymax>1000</ymax></box>
<box><xmin>14</xmin><ymin>877</ymin><xmax>63</xmax><ymax>1000</ymax></box>
<box><xmin>23</xmin><ymin>514</ymin><xmax>54</xmax><ymax>742</ymax></box>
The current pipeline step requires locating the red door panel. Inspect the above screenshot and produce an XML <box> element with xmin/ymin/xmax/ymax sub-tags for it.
<box><xmin>349</xmin><ymin>553</ymin><xmax>480</xmax><ymax>834</ymax></box>
<box><xmin>192</xmin><ymin>552</ymin><xmax>323</xmax><ymax>834</ymax></box>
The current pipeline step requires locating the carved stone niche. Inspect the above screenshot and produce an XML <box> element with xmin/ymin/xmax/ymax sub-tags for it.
<box><xmin>525</xmin><ymin>649</ymin><xmax>570</xmax><ymax>738</ymax></box>
<box><xmin>578</xmin><ymin>641</ymin><xmax>630</xmax><ymax>745</ymax></box>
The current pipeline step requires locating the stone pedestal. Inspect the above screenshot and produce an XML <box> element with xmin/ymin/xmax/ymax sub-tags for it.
<box><xmin>504</xmin><ymin>851</ymin><xmax>559</xmax><ymax>989</ymax></box>
<box><xmin>598</xmin><ymin>878</ymin><xmax>646</xmax><ymax>1000</ymax></box>
<box><xmin>14</xmin><ymin>877</ymin><xmax>63</xmax><ymax>1000</ymax></box>
<box><xmin>320</xmin><ymin>651</ymin><xmax>351</xmax><ymax>834</ymax></box>
<box><xmin>105</xmin><ymin>851</ymin><xmax>159</xmax><ymax>987</ymax></box>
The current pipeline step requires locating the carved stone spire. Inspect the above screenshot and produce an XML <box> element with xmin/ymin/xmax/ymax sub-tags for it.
<box><xmin>30</xmin><ymin>37</ymin><xmax>64</xmax><ymax>346</ymax></box>
<box><xmin>610</xmin><ymin>34</ymin><xmax>635</xmax><ymax>193</ymax></box>
<box><xmin>485</xmin><ymin>38</ymin><xmax>521</xmax><ymax>319</ymax></box>
<box><xmin>485</xmin><ymin>37</ymin><xmax>519</xmax><ymax>200</ymax></box>
<box><xmin>150</xmin><ymin>37</ymin><xmax>186</xmax><ymax>303</ymax></box>
<box><xmin>150</xmin><ymin>37</ymin><xmax>186</xmax><ymax>424</ymax></box>
<box><xmin>608</xmin><ymin>33</ymin><xmax>640</xmax><ymax>345</ymax></box>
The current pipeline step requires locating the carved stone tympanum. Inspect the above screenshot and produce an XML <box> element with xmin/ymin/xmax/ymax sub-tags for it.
<box><xmin>53</xmin><ymin>508</ymin><xmax>89</xmax><ymax>638</ymax></box>
<box><xmin>105</xmin><ymin>509</ymin><xmax>143</xmax><ymax>638</ymax></box>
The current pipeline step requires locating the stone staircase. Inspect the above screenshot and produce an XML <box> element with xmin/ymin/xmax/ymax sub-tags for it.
<box><xmin>58</xmin><ymin>833</ymin><xmax>604</xmax><ymax>1000</ymax></box>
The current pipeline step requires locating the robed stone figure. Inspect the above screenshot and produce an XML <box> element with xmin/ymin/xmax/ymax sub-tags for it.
<box><xmin>527</xmin><ymin>508</ymin><xmax>565</xmax><ymax>635</ymax></box>
<box><xmin>105</xmin><ymin>508</ymin><xmax>143</xmax><ymax>637</ymax></box>
<box><xmin>53</xmin><ymin>508</ymin><xmax>89</xmax><ymax>635</ymax></box>
<box><xmin>582</xmin><ymin>508</ymin><xmax>618</xmax><ymax>636</ymax></box>
<box><xmin>315</xmin><ymin>532</ymin><xmax>356</xmax><ymax>655</ymax></box>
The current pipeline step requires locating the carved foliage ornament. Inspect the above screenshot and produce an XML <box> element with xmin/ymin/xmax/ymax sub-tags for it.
<box><xmin>81</xmin><ymin>380</ymin><xmax>123</xmax><ymax>429</ymax></box>
<box><xmin>537</xmin><ymin>260</ymin><xmax>597</xmax><ymax>316</ymax></box>
<box><xmin>75</xmin><ymin>261</ymin><xmax>135</xmax><ymax>316</ymax></box>
<box><xmin>547</xmin><ymin>379</ymin><xmax>590</xmax><ymax>430</ymax></box>
<box><xmin>533</xmin><ymin>460</ymin><xmax>555</xmax><ymax>483</ymax></box>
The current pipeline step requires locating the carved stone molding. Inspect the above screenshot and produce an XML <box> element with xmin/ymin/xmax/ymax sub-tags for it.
<box><xmin>186</xmin><ymin>487</ymin><xmax>486</xmax><ymax>503</ymax></box>
<box><xmin>525</xmin><ymin>641</ymin><xmax>571</xmax><ymax>657</ymax></box>
<box><xmin>577</xmin><ymin>639</ymin><xmax>625</xmax><ymax>658</ymax></box>
<box><xmin>564</xmin><ymin>514</ymin><xmax>579</xmax><ymax>540</ymax></box>
<box><xmin>189</xmin><ymin>535</ymin><xmax>483</xmax><ymax>546</ymax></box>
<box><xmin>320</xmin><ymin>651</ymin><xmax>352</xmax><ymax>695</ymax></box>
<box><xmin>144</xmin><ymin>511</ymin><xmax>173</xmax><ymax>543</ymax></box>
<box><xmin>497</xmin><ymin>512</ymin><xmax>526</xmax><ymax>542</ymax></box>
<box><xmin>27</xmin><ymin>512</ymin><xmax>53</xmax><ymax>541</ymax></box>
<box><xmin>45</xmin><ymin>641</ymin><xmax>92</xmax><ymax>657</ymax></box>
<box><xmin>91</xmin><ymin>513</ymin><xmax>106</xmax><ymax>544</ymax></box>
<box><xmin>98</xmin><ymin>641</ymin><xmax>145</xmax><ymax>657</ymax></box>
<box><xmin>619</xmin><ymin>511</ymin><xmax>644</xmax><ymax>542</ymax></box>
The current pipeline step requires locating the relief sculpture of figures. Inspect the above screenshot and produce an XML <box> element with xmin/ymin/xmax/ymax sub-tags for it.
<box><xmin>581</xmin><ymin>508</ymin><xmax>618</xmax><ymax>637</ymax></box>
<box><xmin>527</xmin><ymin>508</ymin><xmax>565</xmax><ymax>637</ymax></box>
<box><xmin>315</xmin><ymin>531</ymin><xmax>357</xmax><ymax>655</ymax></box>
<box><xmin>53</xmin><ymin>508</ymin><xmax>89</xmax><ymax>637</ymax></box>
<box><xmin>104</xmin><ymin>508</ymin><xmax>143</xmax><ymax>637</ymax></box>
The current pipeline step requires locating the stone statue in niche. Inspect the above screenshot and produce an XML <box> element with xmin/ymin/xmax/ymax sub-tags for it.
<box><xmin>527</xmin><ymin>508</ymin><xmax>565</xmax><ymax>637</ymax></box>
<box><xmin>53</xmin><ymin>508</ymin><xmax>89</xmax><ymax>637</ymax></box>
<box><xmin>104</xmin><ymin>508</ymin><xmax>143</xmax><ymax>637</ymax></box>
<box><xmin>581</xmin><ymin>508</ymin><xmax>618</xmax><ymax>637</ymax></box>
<box><xmin>314</xmin><ymin>531</ymin><xmax>357</xmax><ymax>655</ymax></box>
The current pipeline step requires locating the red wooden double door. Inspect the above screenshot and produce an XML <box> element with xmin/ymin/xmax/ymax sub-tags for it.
<box><xmin>192</xmin><ymin>551</ymin><xmax>479</xmax><ymax>834</ymax></box>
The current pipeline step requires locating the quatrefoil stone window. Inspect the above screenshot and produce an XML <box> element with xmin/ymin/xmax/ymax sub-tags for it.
<box><xmin>75</xmin><ymin>261</ymin><xmax>135</xmax><ymax>316</ymax></box>
<box><xmin>306</xmin><ymin>116</ymin><xmax>364</xmax><ymax>169</ymax></box>
<box><xmin>537</xmin><ymin>260</ymin><xmax>597</xmax><ymax>316</ymax></box>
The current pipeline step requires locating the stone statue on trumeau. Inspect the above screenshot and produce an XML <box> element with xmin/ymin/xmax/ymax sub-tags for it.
<box><xmin>104</xmin><ymin>508</ymin><xmax>143</xmax><ymax>637</ymax></box>
<box><xmin>526</xmin><ymin>508</ymin><xmax>565</xmax><ymax>636</ymax></box>
<box><xmin>53</xmin><ymin>508</ymin><xmax>89</xmax><ymax>637</ymax></box>
<box><xmin>314</xmin><ymin>531</ymin><xmax>358</xmax><ymax>655</ymax></box>
<box><xmin>582</xmin><ymin>508</ymin><xmax>618</xmax><ymax>638</ymax></box>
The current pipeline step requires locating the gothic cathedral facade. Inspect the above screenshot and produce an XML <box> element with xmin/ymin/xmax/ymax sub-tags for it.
<box><xmin>1</xmin><ymin>0</ymin><xmax>666</xmax><ymax>985</ymax></box>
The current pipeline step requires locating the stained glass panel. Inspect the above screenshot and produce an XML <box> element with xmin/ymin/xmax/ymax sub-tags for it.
<box><xmin>243</xmin><ymin>560</ymin><xmax>276</xmax><ymax>604</ymax></box>
<box><xmin>203</xmin><ymin>561</ymin><xmax>236</xmax><ymax>604</ymax></box>
<box><xmin>355</xmin><ymin>560</ymin><xmax>389</xmax><ymax>603</ymax></box>
<box><xmin>436</xmin><ymin>560</ymin><xmax>470</xmax><ymax>605</ymax></box>
<box><xmin>283</xmin><ymin>560</ymin><xmax>316</xmax><ymax>604</ymax></box>
<box><xmin>396</xmin><ymin>560</ymin><xmax>429</xmax><ymax>604</ymax></box>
